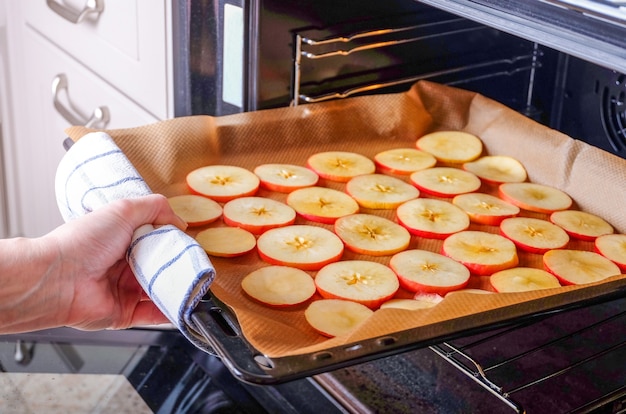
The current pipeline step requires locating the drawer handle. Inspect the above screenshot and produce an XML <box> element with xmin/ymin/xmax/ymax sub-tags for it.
<box><xmin>52</xmin><ymin>74</ymin><xmax>110</xmax><ymax>128</ymax></box>
<box><xmin>46</xmin><ymin>0</ymin><xmax>104</xmax><ymax>24</ymax></box>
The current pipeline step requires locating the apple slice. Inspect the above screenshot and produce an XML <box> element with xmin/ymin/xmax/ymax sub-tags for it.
<box><xmin>334</xmin><ymin>214</ymin><xmax>411</xmax><ymax>256</ymax></box>
<box><xmin>222</xmin><ymin>196</ymin><xmax>296</xmax><ymax>235</ymax></box>
<box><xmin>286</xmin><ymin>186</ymin><xmax>359</xmax><ymax>224</ymax></box>
<box><xmin>442</xmin><ymin>230</ymin><xmax>519</xmax><ymax>276</ymax></box>
<box><xmin>256</xmin><ymin>225</ymin><xmax>344</xmax><ymax>270</ymax></box>
<box><xmin>543</xmin><ymin>249</ymin><xmax>621</xmax><ymax>285</ymax></box>
<box><xmin>389</xmin><ymin>249</ymin><xmax>470</xmax><ymax>295</ymax></box>
<box><xmin>167</xmin><ymin>194</ymin><xmax>223</xmax><ymax>227</ymax></box>
<box><xmin>380</xmin><ymin>297</ymin><xmax>440</xmax><ymax>310</ymax></box>
<box><xmin>241</xmin><ymin>265</ymin><xmax>316</xmax><ymax>307</ymax></box>
<box><xmin>499</xmin><ymin>217</ymin><xmax>570</xmax><ymax>254</ymax></box>
<box><xmin>445</xmin><ymin>289</ymin><xmax>494</xmax><ymax>297</ymax></box>
<box><xmin>594</xmin><ymin>234</ymin><xmax>626</xmax><ymax>272</ymax></box>
<box><xmin>195</xmin><ymin>226</ymin><xmax>256</xmax><ymax>257</ymax></box>
<box><xmin>253</xmin><ymin>163</ymin><xmax>319</xmax><ymax>193</ymax></box>
<box><xmin>306</xmin><ymin>151</ymin><xmax>376</xmax><ymax>182</ymax></box>
<box><xmin>409</xmin><ymin>167</ymin><xmax>482</xmax><ymax>198</ymax></box>
<box><xmin>186</xmin><ymin>165</ymin><xmax>260</xmax><ymax>202</ymax></box>
<box><xmin>345</xmin><ymin>173</ymin><xmax>419</xmax><ymax>209</ymax></box>
<box><xmin>374</xmin><ymin>148</ymin><xmax>437</xmax><ymax>175</ymax></box>
<box><xmin>396</xmin><ymin>198</ymin><xmax>470</xmax><ymax>239</ymax></box>
<box><xmin>415</xmin><ymin>131</ymin><xmax>483</xmax><ymax>163</ymax></box>
<box><xmin>462</xmin><ymin>155</ymin><xmax>527</xmax><ymax>184</ymax></box>
<box><xmin>490</xmin><ymin>267</ymin><xmax>561</xmax><ymax>292</ymax></box>
<box><xmin>498</xmin><ymin>182</ymin><xmax>572</xmax><ymax>213</ymax></box>
<box><xmin>304</xmin><ymin>299</ymin><xmax>374</xmax><ymax>338</ymax></box>
<box><xmin>549</xmin><ymin>210</ymin><xmax>614</xmax><ymax>241</ymax></box>
<box><xmin>314</xmin><ymin>260</ymin><xmax>400</xmax><ymax>309</ymax></box>
<box><xmin>452</xmin><ymin>192</ymin><xmax>520</xmax><ymax>225</ymax></box>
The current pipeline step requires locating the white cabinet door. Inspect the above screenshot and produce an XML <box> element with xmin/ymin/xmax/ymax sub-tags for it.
<box><xmin>14</xmin><ymin>28</ymin><xmax>159</xmax><ymax>237</ymax></box>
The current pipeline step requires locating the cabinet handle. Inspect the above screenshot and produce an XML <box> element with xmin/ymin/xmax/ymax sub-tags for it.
<box><xmin>46</xmin><ymin>0</ymin><xmax>104</xmax><ymax>24</ymax></box>
<box><xmin>52</xmin><ymin>74</ymin><xmax>110</xmax><ymax>128</ymax></box>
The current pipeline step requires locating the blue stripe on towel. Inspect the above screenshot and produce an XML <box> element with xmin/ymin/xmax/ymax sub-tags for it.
<box><xmin>79</xmin><ymin>176</ymin><xmax>147</xmax><ymax>211</ymax></box>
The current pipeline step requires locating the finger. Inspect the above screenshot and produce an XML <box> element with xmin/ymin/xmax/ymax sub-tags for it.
<box><xmin>129</xmin><ymin>301</ymin><xmax>171</xmax><ymax>327</ymax></box>
<box><xmin>114</xmin><ymin>194</ymin><xmax>188</xmax><ymax>232</ymax></box>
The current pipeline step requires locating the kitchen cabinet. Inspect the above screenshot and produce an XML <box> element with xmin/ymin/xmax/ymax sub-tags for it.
<box><xmin>3</xmin><ymin>1</ymin><xmax>173</xmax><ymax>237</ymax></box>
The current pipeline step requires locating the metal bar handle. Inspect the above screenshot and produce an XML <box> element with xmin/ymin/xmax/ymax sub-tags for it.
<box><xmin>46</xmin><ymin>0</ymin><xmax>104</xmax><ymax>24</ymax></box>
<box><xmin>52</xmin><ymin>74</ymin><xmax>110</xmax><ymax>128</ymax></box>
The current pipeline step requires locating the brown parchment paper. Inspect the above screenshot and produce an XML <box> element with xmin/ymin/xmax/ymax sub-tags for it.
<box><xmin>66</xmin><ymin>81</ymin><xmax>626</xmax><ymax>358</ymax></box>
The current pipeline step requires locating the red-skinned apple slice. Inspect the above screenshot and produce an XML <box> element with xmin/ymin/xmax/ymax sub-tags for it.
<box><xmin>253</xmin><ymin>163</ymin><xmax>319</xmax><ymax>193</ymax></box>
<box><xmin>334</xmin><ymin>214</ymin><xmax>411</xmax><ymax>256</ymax></box>
<box><xmin>380</xmin><ymin>297</ymin><xmax>440</xmax><ymax>310</ymax></box>
<box><xmin>222</xmin><ymin>196</ymin><xmax>296</xmax><ymax>235</ymax></box>
<box><xmin>549</xmin><ymin>210</ymin><xmax>614</xmax><ymax>241</ymax></box>
<box><xmin>498</xmin><ymin>182</ymin><xmax>572</xmax><ymax>213</ymax></box>
<box><xmin>442</xmin><ymin>230</ymin><xmax>519</xmax><ymax>276</ymax></box>
<box><xmin>490</xmin><ymin>267</ymin><xmax>561</xmax><ymax>292</ymax></box>
<box><xmin>241</xmin><ymin>266</ymin><xmax>316</xmax><ymax>307</ymax></box>
<box><xmin>306</xmin><ymin>151</ymin><xmax>376</xmax><ymax>182</ymax></box>
<box><xmin>462</xmin><ymin>155</ymin><xmax>528</xmax><ymax>184</ymax></box>
<box><xmin>396</xmin><ymin>198</ymin><xmax>470</xmax><ymax>239</ymax></box>
<box><xmin>286</xmin><ymin>186</ymin><xmax>359</xmax><ymax>224</ymax></box>
<box><xmin>409</xmin><ymin>167</ymin><xmax>482</xmax><ymax>198</ymax></box>
<box><xmin>256</xmin><ymin>225</ymin><xmax>344</xmax><ymax>270</ymax></box>
<box><xmin>167</xmin><ymin>194</ymin><xmax>223</xmax><ymax>227</ymax></box>
<box><xmin>415</xmin><ymin>131</ymin><xmax>483</xmax><ymax>163</ymax></box>
<box><xmin>345</xmin><ymin>173</ymin><xmax>419</xmax><ymax>209</ymax></box>
<box><xmin>195</xmin><ymin>226</ymin><xmax>256</xmax><ymax>257</ymax></box>
<box><xmin>304</xmin><ymin>299</ymin><xmax>374</xmax><ymax>338</ymax></box>
<box><xmin>452</xmin><ymin>192</ymin><xmax>520</xmax><ymax>225</ymax></box>
<box><xmin>594</xmin><ymin>234</ymin><xmax>626</xmax><ymax>272</ymax></box>
<box><xmin>186</xmin><ymin>165</ymin><xmax>260</xmax><ymax>202</ymax></box>
<box><xmin>374</xmin><ymin>148</ymin><xmax>437</xmax><ymax>175</ymax></box>
<box><xmin>314</xmin><ymin>260</ymin><xmax>400</xmax><ymax>309</ymax></box>
<box><xmin>389</xmin><ymin>249</ymin><xmax>471</xmax><ymax>295</ymax></box>
<box><xmin>543</xmin><ymin>249</ymin><xmax>621</xmax><ymax>285</ymax></box>
<box><xmin>499</xmin><ymin>217</ymin><xmax>570</xmax><ymax>254</ymax></box>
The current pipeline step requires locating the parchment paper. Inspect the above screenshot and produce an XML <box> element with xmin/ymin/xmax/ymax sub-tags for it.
<box><xmin>66</xmin><ymin>81</ymin><xmax>626</xmax><ymax>358</ymax></box>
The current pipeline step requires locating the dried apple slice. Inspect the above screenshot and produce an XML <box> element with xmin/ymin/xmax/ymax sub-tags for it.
<box><xmin>409</xmin><ymin>167</ymin><xmax>481</xmax><ymax>198</ymax></box>
<box><xmin>389</xmin><ymin>249</ymin><xmax>471</xmax><ymax>295</ymax></box>
<box><xmin>498</xmin><ymin>182</ymin><xmax>572</xmax><ymax>214</ymax></box>
<box><xmin>396</xmin><ymin>198</ymin><xmax>470</xmax><ymax>239</ymax></box>
<box><xmin>256</xmin><ymin>225</ymin><xmax>344</xmax><ymax>270</ymax></box>
<box><xmin>314</xmin><ymin>260</ymin><xmax>400</xmax><ymax>309</ymax></box>
<box><xmin>543</xmin><ymin>249</ymin><xmax>621</xmax><ymax>285</ymax></box>
<box><xmin>253</xmin><ymin>163</ymin><xmax>319</xmax><ymax>193</ymax></box>
<box><xmin>415</xmin><ymin>131</ymin><xmax>483</xmax><ymax>163</ymax></box>
<box><xmin>452</xmin><ymin>192</ymin><xmax>520</xmax><ymax>225</ymax></box>
<box><xmin>222</xmin><ymin>196</ymin><xmax>296</xmax><ymax>235</ymax></box>
<box><xmin>594</xmin><ymin>234</ymin><xmax>626</xmax><ymax>272</ymax></box>
<box><xmin>442</xmin><ymin>230</ymin><xmax>519</xmax><ymax>276</ymax></box>
<box><xmin>306</xmin><ymin>151</ymin><xmax>376</xmax><ymax>182</ymax></box>
<box><xmin>286</xmin><ymin>186</ymin><xmax>359</xmax><ymax>224</ymax></box>
<box><xmin>334</xmin><ymin>214</ymin><xmax>411</xmax><ymax>256</ymax></box>
<box><xmin>241</xmin><ymin>266</ymin><xmax>316</xmax><ymax>307</ymax></box>
<box><xmin>195</xmin><ymin>226</ymin><xmax>256</xmax><ymax>257</ymax></box>
<box><xmin>167</xmin><ymin>194</ymin><xmax>223</xmax><ymax>227</ymax></box>
<box><xmin>462</xmin><ymin>155</ymin><xmax>527</xmax><ymax>184</ymax></box>
<box><xmin>499</xmin><ymin>217</ymin><xmax>570</xmax><ymax>254</ymax></box>
<box><xmin>186</xmin><ymin>165</ymin><xmax>260</xmax><ymax>202</ymax></box>
<box><xmin>374</xmin><ymin>148</ymin><xmax>437</xmax><ymax>175</ymax></box>
<box><xmin>345</xmin><ymin>173</ymin><xmax>419</xmax><ymax>209</ymax></box>
<box><xmin>549</xmin><ymin>210</ymin><xmax>614</xmax><ymax>241</ymax></box>
<box><xmin>490</xmin><ymin>267</ymin><xmax>561</xmax><ymax>292</ymax></box>
<box><xmin>304</xmin><ymin>299</ymin><xmax>374</xmax><ymax>338</ymax></box>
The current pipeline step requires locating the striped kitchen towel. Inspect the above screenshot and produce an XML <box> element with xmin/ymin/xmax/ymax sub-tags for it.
<box><xmin>54</xmin><ymin>131</ymin><xmax>215</xmax><ymax>352</ymax></box>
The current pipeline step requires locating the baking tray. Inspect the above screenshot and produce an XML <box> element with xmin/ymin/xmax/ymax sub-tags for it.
<box><xmin>65</xmin><ymin>81</ymin><xmax>626</xmax><ymax>385</ymax></box>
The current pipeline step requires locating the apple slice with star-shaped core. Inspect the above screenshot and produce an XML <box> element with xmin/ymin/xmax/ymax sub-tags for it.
<box><xmin>334</xmin><ymin>213</ymin><xmax>411</xmax><ymax>256</ymax></box>
<box><xmin>314</xmin><ymin>260</ymin><xmax>400</xmax><ymax>309</ymax></box>
<box><xmin>374</xmin><ymin>148</ymin><xmax>437</xmax><ymax>175</ymax></box>
<box><xmin>543</xmin><ymin>249</ymin><xmax>621</xmax><ymax>285</ymax></box>
<box><xmin>256</xmin><ymin>224</ymin><xmax>344</xmax><ymax>270</ymax></box>
<box><xmin>222</xmin><ymin>196</ymin><xmax>296</xmax><ymax>235</ymax></box>
<box><xmin>396</xmin><ymin>198</ymin><xmax>470</xmax><ymax>239</ymax></box>
<box><xmin>442</xmin><ymin>230</ymin><xmax>519</xmax><ymax>276</ymax></box>
<box><xmin>499</xmin><ymin>217</ymin><xmax>570</xmax><ymax>254</ymax></box>
<box><xmin>489</xmin><ymin>267</ymin><xmax>561</xmax><ymax>292</ymax></box>
<box><xmin>415</xmin><ymin>130</ymin><xmax>483</xmax><ymax>163</ymax></box>
<box><xmin>286</xmin><ymin>186</ymin><xmax>359</xmax><ymax>224</ymax></box>
<box><xmin>498</xmin><ymin>182</ymin><xmax>572</xmax><ymax>214</ymax></box>
<box><xmin>253</xmin><ymin>163</ymin><xmax>319</xmax><ymax>193</ymax></box>
<box><xmin>241</xmin><ymin>265</ymin><xmax>316</xmax><ymax>307</ymax></box>
<box><xmin>462</xmin><ymin>155</ymin><xmax>528</xmax><ymax>184</ymax></box>
<box><xmin>452</xmin><ymin>192</ymin><xmax>520</xmax><ymax>225</ymax></box>
<box><xmin>186</xmin><ymin>165</ymin><xmax>260</xmax><ymax>202</ymax></box>
<box><xmin>167</xmin><ymin>194</ymin><xmax>223</xmax><ymax>227</ymax></box>
<box><xmin>304</xmin><ymin>299</ymin><xmax>374</xmax><ymax>338</ymax></box>
<box><xmin>345</xmin><ymin>173</ymin><xmax>419</xmax><ymax>209</ymax></box>
<box><xmin>409</xmin><ymin>167</ymin><xmax>482</xmax><ymax>198</ymax></box>
<box><xmin>306</xmin><ymin>151</ymin><xmax>376</xmax><ymax>182</ymax></box>
<box><xmin>549</xmin><ymin>210</ymin><xmax>614</xmax><ymax>241</ymax></box>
